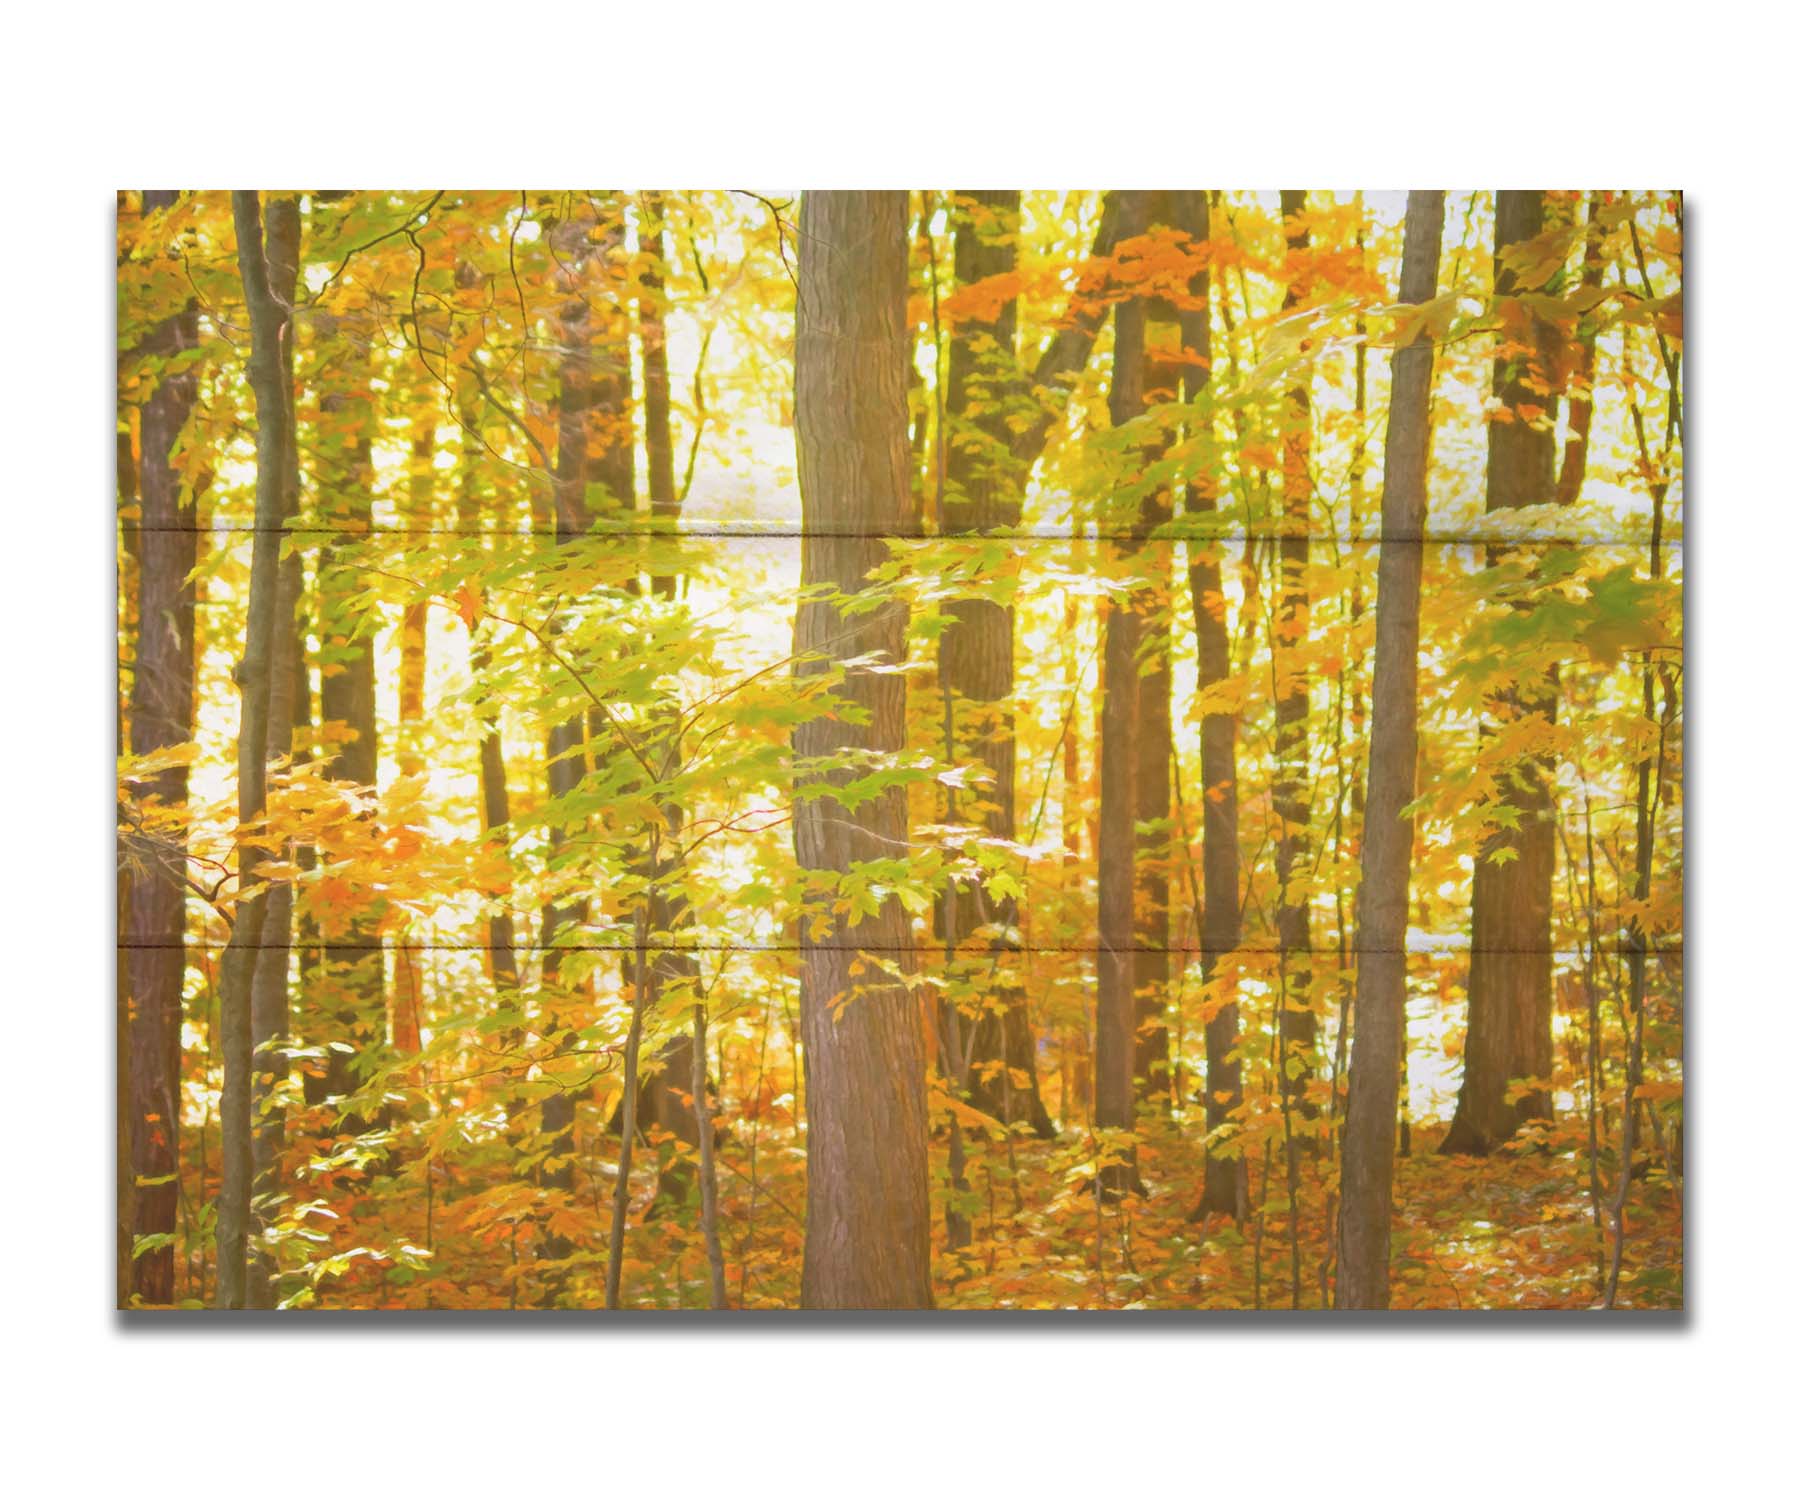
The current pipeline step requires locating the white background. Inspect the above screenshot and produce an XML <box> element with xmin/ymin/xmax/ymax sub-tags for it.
<box><xmin>2</xmin><ymin>2</ymin><xmax>1789</xmax><ymax>1492</ymax></box>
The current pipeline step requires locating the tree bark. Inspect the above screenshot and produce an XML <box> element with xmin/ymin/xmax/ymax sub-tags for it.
<box><xmin>1170</xmin><ymin>191</ymin><xmax>1249</xmax><ymax>1221</ymax></box>
<box><xmin>936</xmin><ymin>189</ymin><xmax>1056</xmax><ymax>1139</ymax></box>
<box><xmin>1336</xmin><ymin>189</ymin><xmax>1445</xmax><ymax>1309</ymax></box>
<box><xmin>216</xmin><ymin>191</ymin><xmax>300</xmax><ymax>1309</ymax></box>
<box><xmin>792</xmin><ymin>190</ymin><xmax>932</xmax><ymax>1308</ymax></box>
<box><xmin>535</xmin><ymin>205</ymin><xmax>600</xmax><ymax>1285</ymax></box>
<box><xmin>311</xmin><ymin>303</ymin><xmax>385</xmax><ymax>1120</ymax></box>
<box><xmin>1094</xmin><ymin>191</ymin><xmax>1151</xmax><ymax>1195</ymax></box>
<box><xmin>1273</xmin><ymin>191</ymin><xmax>1319</xmax><ymax>1152</ymax></box>
<box><xmin>125</xmin><ymin>188</ymin><xmax>202</xmax><ymax>1304</ymax></box>
<box><xmin>631</xmin><ymin>193</ymin><xmax>711</xmax><ymax>1198</ymax></box>
<box><xmin>1443</xmin><ymin>190</ymin><xmax>1563</xmax><ymax>1155</ymax></box>
<box><xmin>1130</xmin><ymin>193</ymin><xmax>1185</xmax><ymax>1109</ymax></box>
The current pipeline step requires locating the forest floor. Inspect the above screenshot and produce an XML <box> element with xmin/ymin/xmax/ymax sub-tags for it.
<box><xmin>176</xmin><ymin>1100</ymin><xmax>1682</xmax><ymax>1311</ymax></box>
<box><xmin>608</xmin><ymin>1111</ymin><xmax>1684</xmax><ymax>1312</ymax></box>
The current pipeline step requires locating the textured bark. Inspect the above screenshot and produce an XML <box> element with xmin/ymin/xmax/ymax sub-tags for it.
<box><xmin>792</xmin><ymin>190</ymin><xmax>932</xmax><ymax>1308</ymax></box>
<box><xmin>1336</xmin><ymin>190</ymin><xmax>1445</xmax><ymax>1309</ymax></box>
<box><xmin>1094</xmin><ymin>192</ymin><xmax>1151</xmax><ymax>1195</ymax></box>
<box><xmin>1170</xmin><ymin>191</ymin><xmax>1248</xmax><ymax>1220</ymax></box>
<box><xmin>1273</xmin><ymin>190</ymin><xmax>1318</xmax><ymax>1144</ymax></box>
<box><xmin>1443</xmin><ymin>190</ymin><xmax>1563</xmax><ymax>1155</ymax></box>
<box><xmin>1131</xmin><ymin>193</ymin><xmax>1184</xmax><ymax>1107</ymax></box>
<box><xmin>245</xmin><ymin>209</ymin><xmax>303</xmax><ymax>1309</ymax></box>
<box><xmin>1555</xmin><ymin>194</ymin><xmax>1606</xmax><ymax>507</ymax></box>
<box><xmin>311</xmin><ymin>311</ymin><xmax>385</xmax><ymax>1116</ymax></box>
<box><xmin>216</xmin><ymin>192</ymin><xmax>299</xmax><ymax>1309</ymax></box>
<box><xmin>1011</xmin><ymin>195</ymin><xmax>1124</xmax><ymax>467</ymax></box>
<box><xmin>125</xmin><ymin>189</ymin><xmax>201</xmax><ymax>1304</ymax></box>
<box><xmin>455</xmin><ymin>397</ymin><xmax>519</xmax><ymax>991</ymax></box>
<box><xmin>632</xmin><ymin>193</ymin><xmax>710</xmax><ymax>1193</ymax></box>
<box><xmin>936</xmin><ymin>190</ymin><xmax>1055</xmax><ymax>1139</ymax></box>
<box><xmin>247</xmin><ymin>569</ymin><xmax>301</xmax><ymax>1309</ymax></box>
<box><xmin>535</xmin><ymin>207</ymin><xmax>599</xmax><ymax>1282</ymax></box>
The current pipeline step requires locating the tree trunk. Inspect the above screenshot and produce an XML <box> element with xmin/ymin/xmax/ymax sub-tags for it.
<box><xmin>792</xmin><ymin>190</ymin><xmax>932</xmax><ymax>1308</ymax></box>
<box><xmin>1273</xmin><ymin>190</ymin><xmax>1318</xmax><ymax>1151</ymax></box>
<box><xmin>631</xmin><ymin>193</ymin><xmax>711</xmax><ymax>1200</ymax></box>
<box><xmin>216</xmin><ymin>191</ymin><xmax>300</xmax><ymax>1309</ymax></box>
<box><xmin>1555</xmin><ymin>194</ymin><xmax>1606</xmax><ymax>508</ymax></box>
<box><xmin>1094</xmin><ymin>190</ymin><xmax>1151</xmax><ymax>1195</ymax></box>
<box><xmin>1336</xmin><ymin>189</ymin><xmax>1445</xmax><ymax>1309</ymax></box>
<box><xmin>1171</xmin><ymin>191</ymin><xmax>1249</xmax><ymax>1221</ymax></box>
<box><xmin>311</xmin><ymin>306</ymin><xmax>385</xmax><ymax>1120</ymax></box>
<box><xmin>535</xmin><ymin>205</ymin><xmax>600</xmax><ymax>1284</ymax></box>
<box><xmin>455</xmin><ymin>390</ymin><xmax>519</xmax><ymax>991</ymax></box>
<box><xmin>125</xmin><ymin>188</ymin><xmax>202</xmax><ymax>1304</ymax></box>
<box><xmin>936</xmin><ymin>189</ymin><xmax>1055</xmax><ymax>1139</ymax></box>
<box><xmin>1443</xmin><ymin>190</ymin><xmax>1563</xmax><ymax>1155</ymax></box>
<box><xmin>1130</xmin><ymin>192</ymin><xmax>1185</xmax><ymax>1109</ymax></box>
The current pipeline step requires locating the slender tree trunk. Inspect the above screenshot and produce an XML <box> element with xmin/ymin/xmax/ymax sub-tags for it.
<box><xmin>1094</xmin><ymin>191</ymin><xmax>1151</xmax><ymax>1196</ymax></box>
<box><xmin>247</xmin><ymin>557</ymin><xmax>302</xmax><ymax>1309</ymax></box>
<box><xmin>1171</xmin><ymin>191</ymin><xmax>1249</xmax><ymax>1221</ymax></box>
<box><xmin>1336</xmin><ymin>190</ymin><xmax>1445</xmax><ymax>1309</ymax></box>
<box><xmin>1273</xmin><ymin>191</ymin><xmax>1319</xmax><ymax>1155</ymax></box>
<box><xmin>216</xmin><ymin>191</ymin><xmax>300</xmax><ymax>1309</ymax></box>
<box><xmin>311</xmin><ymin>305</ymin><xmax>385</xmax><ymax>1120</ymax></box>
<box><xmin>1555</xmin><ymin>194</ymin><xmax>1606</xmax><ymax>507</ymax></box>
<box><xmin>936</xmin><ymin>189</ymin><xmax>1056</xmax><ymax>1139</ymax></box>
<box><xmin>125</xmin><ymin>189</ymin><xmax>202</xmax><ymax>1304</ymax></box>
<box><xmin>1131</xmin><ymin>193</ymin><xmax>1182</xmax><ymax>1110</ymax></box>
<box><xmin>631</xmin><ymin>193</ymin><xmax>711</xmax><ymax>1200</ymax></box>
<box><xmin>792</xmin><ymin>190</ymin><xmax>932</xmax><ymax>1308</ymax></box>
<box><xmin>247</xmin><ymin>213</ymin><xmax>304</xmax><ymax>1309</ymax></box>
<box><xmin>454</xmin><ymin>395</ymin><xmax>519</xmax><ymax>991</ymax></box>
<box><xmin>1444</xmin><ymin>190</ymin><xmax>1564</xmax><ymax>1154</ymax></box>
<box><xmin>535</xmin><ymin>206</ymin><xmax>600</xmax><ymax>1287</ymax></box>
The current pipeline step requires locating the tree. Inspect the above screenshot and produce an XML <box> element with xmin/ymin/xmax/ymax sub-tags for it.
<box><xmin>1442</xmin><ymin>190</ymin><xmax>1563</xmax><ymax>1155</ymax></box>
<box><xmin>1272</xmin><ymin>191</ymin><xmax>1319</xmax><ymax>1159</ymax></box>
<box><xmin>1336</xmin><ymin>189</ymin><xmax>1446</xmax><ymax>1309</ymax></box>
<box><xmin>1131</xmin><ymin>193</ymin><xmax>1182</xmax><ymax>1108</ymax></box>
<box><xmin>124</xmin><ymin>189</ymin><xmax>202</xmax><ymax>1304</ymax></box>
<box><xmin>215</xmin><ymin>190</ymin><xmax>301</xmax><ymax>1309</ymax></box>
<box><xmin>246</xmin><ymin>227</ymin><xmax>304</xmax><ymax>1309</ymax></box>
<box><xmin>1172</xmin><ymin>189</ymin><xmax>1249</xmax><ymax>1222</ymax></box>
<box><xmin>310</xmin><ymin>289</ymin><xmax>386</xmax><ymax>1119</ymax></box>
<box><xmin>535</xmin><ymin>200</ymin><xmax>606</xmax><ymax>1284</ymax></box>
<box><xmin>935</xmin><ymin>189</ymin><xmax>1056</xmax><ymax>1140</ymax></box>
<box><xmin>792</xmin><ymin>190</ymin><xmax>932</xmax><ymax>1308</ymax></box>
<box><xmin>1094</xmin><ymin>190</ymin><xmax>1152</xmax><ymax>1194</ymax></box>
<box><xmin>628</xmin><ymin>192</ymin><xmax>712</xmax><ymax>1198</ymax></box>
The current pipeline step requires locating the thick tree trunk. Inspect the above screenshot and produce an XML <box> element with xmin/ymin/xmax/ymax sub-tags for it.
<box><xmin>216</xmin><ymin>191</ymin><xmax>300</xmax><ymax>1309</ymax></box>
<box><xmin>936</xmin><ymin>189</ymin><xmax>1055</xmax><ymax>1139</ymax></box>
<box><xmin>125</xmin><ymin>189</ymin><xmax>202</xmax><ymax>1304</ymax></box>
<box><xmin>792</xmin><ymin>190</ymin><xmax>932</xmax><ymax>1308</ymax></box>
<box><xmin>1336</xmin><ymin>190</ymin><xmax>1445</xmax><ymax>1309</ymax></box>
<box><xmin>1094</xmin><ymin>191</ymin><xmax>1151</xmax><ymax>1195</ymax></box>
<box><xmin>1443</xmin><ymin>190</ymin><xmax>1563</xmax><ymax>1155</ymax></box>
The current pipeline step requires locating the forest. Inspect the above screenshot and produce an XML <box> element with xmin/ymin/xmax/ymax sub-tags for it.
<box><xmin>114</xmin><ymin>187</ymin><xmax>1683</xmax><ymax>1312</ymax></box>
